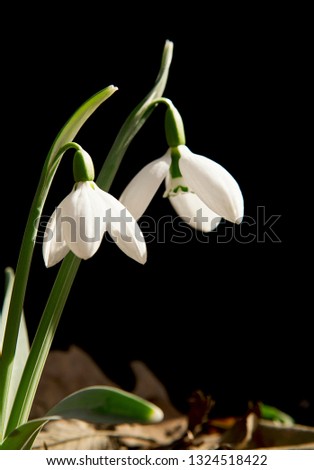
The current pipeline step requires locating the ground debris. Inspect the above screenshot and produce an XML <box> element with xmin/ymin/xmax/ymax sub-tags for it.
<box><xmin>32</xmin><ymin>346</ymin><xmax>314</xmax><ymax>450</ymax></box>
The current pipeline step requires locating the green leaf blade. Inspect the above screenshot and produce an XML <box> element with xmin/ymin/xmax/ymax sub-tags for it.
<box><xmin>0</xmin><ymin>418</ymin><xmax>52</xmax><ymax>450</ymax></box>
<box><xmin>46</xmin><ymin>85</ymin><xmax>118</xmax><ymax>171</ymax></box>
<box><xmin>0</xmin><ymin>268</ymin><xmax>30</xmax><ymax>434</ymax></box>
<box><xmin>47</xmin><ymin>386</ymin><xmax>164</xmax><ymax>425</ymax></box>
<box><xmin>0</xmin><ymin>386</ymin><xmax>163</xmax><ymax>449</ymax></box>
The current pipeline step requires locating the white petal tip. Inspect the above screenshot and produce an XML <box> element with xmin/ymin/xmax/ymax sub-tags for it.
<box><xmin>132</xmin><ymin>249</ymin><xmax>147</xmax><ymax>265</ymax></box>
<box><xmin>232</xmin><ymin>208</ymin><xmax>244</xmax><ymax>224</ymax></box>
<box><xmin>42</xmin><ymin>249</ymin><xmax>57</xmax><ymax>268</ymax></box>
<box><xmin>43</xmin><ymin>258</ymin><xmax>60</xmax><ymax>268</ymax></box>
<box><xmin>42</xmin><ymin>242</ymin><xmax>70</xmax><ymax>268</ymax></box>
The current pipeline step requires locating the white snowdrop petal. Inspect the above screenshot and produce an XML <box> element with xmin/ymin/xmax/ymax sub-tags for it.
<box><xmin>168</xmin><ymin>191</ymin><xmax>221</xmax><ymax>232</ymax></box>
<box><xmin>61</xmin><ymin>182</ymin><xmax>107</xmax><ymax>260</ymax></box>
<box><xmin>42</xmin><ymin>208</ymin><xmax>70</xmax><ymax>267</ymax></box>
<box><xmin>120</xmin><ymin>151</ymin><xmax>171</xmax><ymax>220</ymax></box>
<box><xmin>179</xmin><ymin>146</ymin><xmax>244</xmax><ymax>223</ymax></box>
<box><xmin>100</xmin><ymin>191</ymin><xmax>147</xmax><ymax>264</ymax></box>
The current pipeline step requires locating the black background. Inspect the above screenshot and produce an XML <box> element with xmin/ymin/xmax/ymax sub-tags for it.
<box><xmin>1</xmin><ymin>5</ymin><xmax>310</xmax><ymax>423</ymax></box>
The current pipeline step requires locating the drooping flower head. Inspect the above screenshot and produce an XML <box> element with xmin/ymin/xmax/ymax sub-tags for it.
<box><xmin>43</xmin><ymin>148</ymin><xmax>147</xmax><ymax>267</ymax></box>
<box><xmin>120</xmin><ymin>101</ymin><xmax>244</xmax><ymax>232</ymax></box>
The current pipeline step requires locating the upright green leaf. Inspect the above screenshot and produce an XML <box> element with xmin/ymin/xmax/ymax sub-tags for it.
<box><xmin>0</xmin><ymin>268</ymin><xmax>30</xmax><ymax>433</ymax></box>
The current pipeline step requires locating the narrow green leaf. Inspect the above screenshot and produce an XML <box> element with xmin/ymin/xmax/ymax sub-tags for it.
<box><xmin>46</xmin><ymin>386</ymin><xmax>164</xmax><ymax>425</ymax></box>
<box><xmin>0</xmin><ymin>268</ymin><xmax>30</xmax><ymax>433</ymax></box>
<box><xmin>46</xmin><ymin>85</ymin><xmax>118</xmax><ymax>173</ymax></box>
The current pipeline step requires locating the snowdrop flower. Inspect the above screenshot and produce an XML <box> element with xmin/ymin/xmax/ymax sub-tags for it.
<box><xmin>120</xmin><ymin>99</ymin><xmax>244</xmax><ymax>232</ymax></box>
<box><xmin>43</xmin><ymin>149</ymin><xmax>147</xmax><ymax>267</ymax></box>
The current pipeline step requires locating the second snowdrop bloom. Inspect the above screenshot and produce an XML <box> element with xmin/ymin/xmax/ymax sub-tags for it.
<box><xmin>120</xmin><ymin>144</ymin><xmax>244</xmax><ymax>232</ymax></box>
<box><xmin>120</xmin><ymin>100</ymin><xmax>243</xmax><ymax>232</ymax></box>
<box><xmin>43</xmin><ymin>149</ymin><xmax>147</xmax><ymax>267</ymax></box>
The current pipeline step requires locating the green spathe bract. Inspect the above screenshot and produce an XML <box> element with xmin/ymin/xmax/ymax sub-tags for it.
<box><xmin>165</xmin><ymin>104</ymin><xmax>186</xmax><ymax>147</ymax></box>
<box><xmin>73</xmin><ymin>149</ymin><xmax>95</xmax><ymax>182</ymax></box>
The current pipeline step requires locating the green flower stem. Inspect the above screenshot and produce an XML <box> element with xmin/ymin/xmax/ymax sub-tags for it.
<box><xmin>4</xmin><ymin>40</ymin><xmax>173</xmax><ymax>437</ymax></box>
<box><xmin>97</xmin><ymin>40</ymin><xmax>173</xmax><ymax>189</ymax></box>
<box><xmin>143</xmin><ymin>97</ymin><xmax>186</xmax><ymax>148</ymax></box>
<box><xmin>0</xmin><ymin>142</ymin><xmax>82</xmax><ymax>438</ymax></box>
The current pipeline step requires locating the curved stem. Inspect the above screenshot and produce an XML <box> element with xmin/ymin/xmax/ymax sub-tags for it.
<box><xmin>96</xmin><ymin>41</ymin><xmax>173</xmax><ymax>190</ymax></box>
<box><xmin>146</xmin><ymin>98</ymin><xmax>186</xmax><ymax>147</ymax></box>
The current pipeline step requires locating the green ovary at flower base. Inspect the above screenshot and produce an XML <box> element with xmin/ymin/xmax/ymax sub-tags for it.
<box><xmin>119</xmin><ymin>101</ymin><xmax>244</xmax><ymax>232</ymax></box>
<box><xmin>43</xmin><ymin>148</ymin><xmax>147</xmax><ymax>267</ymax></box>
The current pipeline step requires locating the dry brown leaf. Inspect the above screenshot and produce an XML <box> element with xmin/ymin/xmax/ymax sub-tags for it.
<box><xmin>33</xmin><ymin>420</ymin><xmax>116</xmax><ymax>450</ymax></box>
<box><xmin>187</xmin><ymin>390</ymin><xmax>214</xmax><ymax>436</ymax></box>
<box><xmin>31</xmin><ymin>346</ymin><xmax>314</xmax><ymax>451</ymax></box>
<box><xmin>183</xmin><ymin>432</ymin><xmax>223</xmax><ymax>450</ymax></box>
<box><xmin>33</xmin><ymin>417</ymin><xmax>188</xmax><ymax>450</ymax></box>
<box><xmin>218</xmin><ymin>415</ymin><xmax>314</xmax><ymax>450</ymax></box>
<box><xmin>252</xmin><ymin>419</ymin><xmax>314</xmax><ymax>449</ymax></box>
<box><xmin>31</xmin><ymin>346</ymin><xmax>184</xmax><ymax>450</ymax></box>
<box><xmin>130</xmin><ymin>360</ymin><xmax>183</xmax><ymax>420</ymax></box>
<box><xmin>31</xmin><ymin>345</ymin><xmax>119</xmax><ymax>419</ymax></box>
<box><xmin>218</xmin><ymin>410</ymin><xmax>259</xmax><ymax>450</ymax></box>
<box><xmin>31</xmin><ymin>346</ymin><xmax>182</xmax><ymax>421</ymax></box>
<box><xmin>115</xmin><ymin>416</ymin><xmax>188</xmax><ymax>449</ymax></box>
